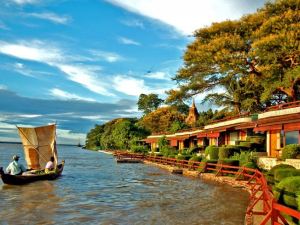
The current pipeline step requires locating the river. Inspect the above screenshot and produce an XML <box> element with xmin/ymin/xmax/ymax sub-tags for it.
<box><xmin>0</xmin><ymin>143</ymin><xmax>249</xmax><ymax>225</ymax></box>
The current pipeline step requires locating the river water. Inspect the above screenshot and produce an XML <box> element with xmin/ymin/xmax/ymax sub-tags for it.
<box><xmin>0</xmin><ymin>143</ymin><xmax>249</xmax><ymax>225</ymax></box>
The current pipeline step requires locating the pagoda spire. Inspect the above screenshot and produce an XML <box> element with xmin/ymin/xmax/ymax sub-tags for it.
<box><xmin>185</xmin><ymin>99</ymin><xmax>199</xmax><ymax>127</ymax></box>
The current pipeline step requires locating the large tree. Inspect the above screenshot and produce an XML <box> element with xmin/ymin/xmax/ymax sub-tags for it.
<box><xmin>167</xmin><ymin>0</ymin><xmax>299</xmax><ymax>111</ymax></box>
<box><xmin>138</xmin><ymin>106</ymin><xmax>186</xmax><ymax>133</ymax></box>
<box><xmin>137</xmin><ymin>93</ymin><xmax>164</xmax><ymax>115</ymax></box>
<box><xmin>85</xmin><ymin>118</ymin><xmax>149</xmax><ymax>150</ymax></box>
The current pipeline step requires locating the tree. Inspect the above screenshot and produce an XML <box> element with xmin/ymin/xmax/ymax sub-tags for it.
<box><xmin>85</xmin><ymin>118</ymin><xmax>150</xmax><ymax>150</ymax></box>
<box><xmin>167</xmin><ymin>0</ymin><xmax>300</xmax><ymax>111</ymax></box>
<box><xmin>138</xmin><ymin>106</ymin><xmax>186</xmax><ymax>133</ymax></box>
<box><xmin>137</xmin><ymin>93</ymin><xmax>164</xmax><ymax>114</ymax></box>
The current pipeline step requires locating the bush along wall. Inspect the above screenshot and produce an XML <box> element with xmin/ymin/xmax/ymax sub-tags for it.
<box><xmin>218</xmin><ymin>146</ymin><xmax>240</xmax><ymax>159</ymax></box>
<box><xmin>281</xmin><ymin>144</ymin><xmax>300</xmax><ymax>160</ymax></box>
<box><xmin>205</xmin><ymin>146</ymin><xmax>219</xmax><ymax>160</ymax></box>
<box><xmin>267</xmin><ymin>164</ymin><xmax>296</xmax><ymax>185</ymax></box>
<box><xmin>274</xmin><ymin>176</ymin><xmax>300</xmax><ymax>212</ymax></box>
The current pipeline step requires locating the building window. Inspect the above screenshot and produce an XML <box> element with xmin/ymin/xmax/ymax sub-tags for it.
<box><xmin>285</xmin><ymin>131</ymin><xmax>299</xmax><ymax>145</ymax></box>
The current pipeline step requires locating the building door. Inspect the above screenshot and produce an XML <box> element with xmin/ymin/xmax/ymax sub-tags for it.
<box><xmin>270</xmin><ymin>130</ymin><xmax>279</xmax><ymax>157</ymax></box>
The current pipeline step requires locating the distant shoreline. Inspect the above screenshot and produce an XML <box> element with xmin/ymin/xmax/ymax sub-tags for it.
<box><xmin>0</xmin><ymin>141</ymin><xmax>78</xmax><ymax>146</ymax></box>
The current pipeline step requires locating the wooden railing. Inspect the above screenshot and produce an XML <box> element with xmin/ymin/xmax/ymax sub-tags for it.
<box><xmin>114</xmin><ymin>152</ymin><xmax>300</xmax><ymax>225</ymax></box>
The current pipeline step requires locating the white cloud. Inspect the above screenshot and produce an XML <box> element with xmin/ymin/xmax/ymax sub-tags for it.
<box><xmin>89</xmin><ymin>50</ymin><xmax>123</xmax><ymax>62</ymax></box>
<box><xmin>118</xmin><ymin>37</ymin><xmax>141</xmax><ymax>46</ymax></box>
<box><xmin>0</xmin><ymin>40</ymin><xmax>113</xmax><ymax>96</ymax></box>
<box><xmin>56</xmin><ymin>128</ymin><xmax>86</xmax><ymax>144</ymax></box>
<box><xmin>10</xmin><ymin>0</ymin><xmax>38</xmax><ymax>5</ymax></box>
<box><xmin>50</xmin><ymin>88</ymin><xmax>96</xmax><ymax>102</ymax></box>
<box><xmin>56</xmin><ymin>64</ymin><xmax>114</xmax><ymax>96</ymax></box>
<box><xmin>0</xmin><ymin>85</ymin><xmax>7</xmax><ymax>90</ymax></box>
<box><xmin>0</xmin><ymin>40</ymin><xmax>64</xmax><ymax>63</ymax></box>
<box><xmin>113</xmin><ymin>75</ymin><xmax>148</xmax><ymax>96</ymax></box>
<box><xmin>121</xmin><ymin>19</ymin><xmax>144</xmax><ymax>28</ymax></box>
<box><xmin>107</xmin><ymin>0</ymin><xmax>264</xmax><ymax>34</ymax></box>
<box><xmin>12</xmin><ymin>62</ymin><xmax>52</xmax><ymax>77</ymax></box>
<box><xmin>27</xmin><ymin>12</ymin><xmax>71</xmax><ymax>25</ymax></box>
<box><xmin>17</xmin><ymin>114</ymin><xmax>42</xmax><ymax>118</ymax></box>
<box><xmin>80</xmin><ymin>115</ymin><xmax>103</xmax><ymax>120</ymax></box>
<box><xmin>145</xmin><ymin>71</ymin><xmax>169</xmax><ymax>80</ymax></box>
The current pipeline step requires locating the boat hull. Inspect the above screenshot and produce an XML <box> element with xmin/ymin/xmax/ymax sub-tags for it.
<box><xmin>0</xmin><ymin>163</ymin><xmax>64</xmax><ymax>185</ymax></box>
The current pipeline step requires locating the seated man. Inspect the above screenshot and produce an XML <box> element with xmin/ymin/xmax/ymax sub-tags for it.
<box><xmin>45</xmin><ymin>156</ymin><xmax>55</xmax><ymax>173</ymax></box>
<box><xmin>6</xmin><ymin>155</ymin><xmax>27</xmax><ymax>175</ymax></box>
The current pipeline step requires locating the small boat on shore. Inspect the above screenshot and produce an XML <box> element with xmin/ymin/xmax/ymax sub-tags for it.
<box><xmin>0</xmin><ymin>124</ymin><xmax>64</xmax><ymax>185</ymax></box>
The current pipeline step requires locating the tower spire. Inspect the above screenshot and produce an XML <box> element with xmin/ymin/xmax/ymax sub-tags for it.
<box><xmin>185</xmin><ymin>99</ymin><xmax>199</xmax><ymax>127</ymax></box>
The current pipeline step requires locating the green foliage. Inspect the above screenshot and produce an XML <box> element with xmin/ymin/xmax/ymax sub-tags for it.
<box><xmin>282</xmin><ymin>144</ymin><xmax>300</xmax><ymax>160</ymax></box>
<box><xmin>169</xmin><ymin>120</ymin><xmax>189</xmax><ymax>133</ymax></box>
<box><xmin>158</xmin><ymin>136</ymin><xmax>169</xmax><ymax>150</ymax></box>
<box><xmin>269</xmin><ymin>164</ymin><xmax>296</xmax><ymax>176</ymax></box>
<box><xmin>138</xmin><ymin>106</ymin><xmax>185</xmax><ymax>133</ymax></box>
<box><xmin>217</xmin><ymin>159</ymin><xmax>240</xmax><ymax>167</ymax></box>
<box><xmin>205</xmin><ymin>145</ymin><xmax>219</xmax><ymax>160</ymax></box>
<box><xmin>130</xmin><ymin>145</ymin><xmax>149</xmax><ymax>154</ymax></box>
<box><xmin>230</xmin><ymin>151</ymin><xmax>254</xmax><ymax>166</ymax></box>
<box><xmin>274</xmin><ymin>176</ymin><xmax>300</xmax><ymax>209</ymax></box>
<box><xmin>242</xmin><ymin>161</ymin><xmax>258</xmax><ymax>169</ymax></box>
<box><xmin>218</xmin><ymin>145</ymin><xmax>240</xmax><ymax>159</ymax></box>
<box><xmin>196</xmin><ymin>109</ymin><xmax>227</xmax><ymax>126</ymax></box>
<box><xmin>274</xmin><ymin>169</ymin><xmax>300</xmax><ymax>183</ymax></box>
<box><xmin>166</xmin><ymin>0</ymin><xmax>300</xmax><ymax>111</ymax></box>
<box><xmin>85</xmin><ymin>118</ymin><xmax>150</xmax><ymax>150</ymax></box>
<box><xmin>137</xmin><ymin>93</ymin><xmax>163</xmax><ymax>115</ymax></box>
<box><xmin>176</xmin><ymin>154</ymin><xmax>192</xmax><ymax>161</ymax></box>
<box><xmin>267</xmin><ymin>164</ymin><xmax>296</xmax><ymax>185</ymax></box>
<box><xmin>189</xmin><ymin>155</ymin><xmax>202</xmax><ymax>162</ymax></box>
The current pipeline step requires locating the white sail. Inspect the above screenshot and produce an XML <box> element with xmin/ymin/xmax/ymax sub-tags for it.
<box><xmin>17</xmin><ymin>124</ymin><xmax>58</xmax><ymax>170</ymax></box>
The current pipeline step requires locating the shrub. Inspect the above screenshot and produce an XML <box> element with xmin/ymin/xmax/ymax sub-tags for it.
<box><xmin>205</xmin><ymin>146</ymin><xmax>219</xmax><ymax>160</ymax></box>
<box><xmin>274</xmin><ymin>176</ymin><xmax>300</xmax><ymax>209</ymax></box>
<box><xmin>217</xmin><ymin>159</ymin><xmax>240</xmax><ymax>167</ymax></box>
<box><xmin>176</xmin><ymin>154</ymin><xmax>191</xmax><ymax>161</ymax></box>
<box><xmin>242</xmin><ymin>161</ymin><xmax>257</xmax><ymax>169</ymax></box>
<box><xmin>130</xmin><ymin>145</ymin><xmax>149</xmax><ymax>154</ymax></box>
<box><xmin>268</xmin><ymin>164</ymin><xmax>296</xmax><ymax>176</ymax></box>
<box><xmin>267</xmin><ymin>164</ymin><xmax>296</xmax><ymax>185</ymax></box>
<box><xmin>274</xmin><ymin>169</ymin><xmax>300</xmax><ymax>183</ymax></box>
<box><xmin>160</xmin><ymin>145</ymin><xmax>178</xmax><ymax>157</ymax></box>
<box><xmin>218</xmin><ymin>146</ymin><xmax>240</xmax><ymax>159</ymax></box>
<box><xmin>281</xmin><ymin>144</ymin><xmax>300</xmax><ymax>160</ymax></box>
<box><xmin>189</xmin><ymin>155</ymin><xmax>202</xmax><ymax>162</ymax></box>
<box><xmin>188</xmin><ymin>146</ymin><xmax>202</xmax><ymax>154</ymax></box>
<box><xmin>230</xmin><ymin>151</ymin><xmax>254</xmax><ymax>166</ymax></box>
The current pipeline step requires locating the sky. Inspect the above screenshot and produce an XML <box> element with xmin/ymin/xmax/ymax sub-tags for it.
<box><xmin>0</xmin><ymin>0</ymin><xmax>266</xmax><ymax>144</ymax></box>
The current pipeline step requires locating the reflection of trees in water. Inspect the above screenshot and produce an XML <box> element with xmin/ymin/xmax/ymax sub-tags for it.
<box><xmin>0</xmin><ymin>181</ymin><xmax>62</xmax><ymax>225</ymax></box>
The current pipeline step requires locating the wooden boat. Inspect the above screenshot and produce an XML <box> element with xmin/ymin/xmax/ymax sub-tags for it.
<box><xmin>0</xmin><ymin>162</ymin><xmax>64</xmax><ymax>185</ymax></box>
<box><xmin>0</xmin><ymin>124</ymin><xmax>65</xmax><ymax>185</ymax></box>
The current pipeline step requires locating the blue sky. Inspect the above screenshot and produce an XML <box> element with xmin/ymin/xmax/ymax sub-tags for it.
<box><xmin>0</xmin><ymin>0</ymin><xmax>265</xmax><ymax>144</ymax></box>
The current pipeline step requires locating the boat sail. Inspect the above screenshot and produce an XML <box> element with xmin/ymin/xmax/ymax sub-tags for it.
<box><xmin>17</xmin><ymin>124</ymin><xmax>58</xmax><ymax>170</ymax></box>
<box><xmin>0</xmin><ymin>124</ymin><xmax>64</xmax><ymax>185</ymax></box>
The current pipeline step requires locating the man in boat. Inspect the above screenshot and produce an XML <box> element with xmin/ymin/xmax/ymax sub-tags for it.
<box><xmin>45</xmin><ymin>156</ymin><xmax>55</xmax><ymax>173</ymax></box>
<box><xmin>6</xmin><ymin>155</ymin><xmax>27</xmax><ymax>175</ymax></box>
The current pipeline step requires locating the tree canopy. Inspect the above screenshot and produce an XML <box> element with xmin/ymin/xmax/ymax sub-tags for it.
<box><xmin>166</xmin><ymin>0</ymin><xmax>300</xmax><ymax>112</ymax></box>
<box><xmin>138</xmin><ymin>106</ymin><xmax>186</xmax><ymax>133</ymax></box>
<box><xmin>85</xmin><ymin>118</ymin><xmax>149</xmax><ymax>150</ymax></box>
<box><xmin>137</xmin><ymin>93</ymin><xmax>164</xmax><ymax>115</ymax></box>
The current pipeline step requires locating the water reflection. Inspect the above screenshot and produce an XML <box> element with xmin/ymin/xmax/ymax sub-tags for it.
<box><xmin>0</xmin><ymin>144</ymin><xmax>248</xmax><ymax>225</ymax></box>
<box><xmin>1</xmin><ymin>181</ymin><xmax>60</xmax><ymax>225</ymax></box>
